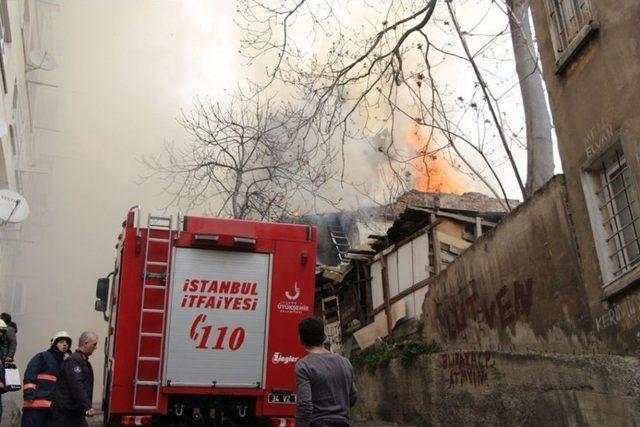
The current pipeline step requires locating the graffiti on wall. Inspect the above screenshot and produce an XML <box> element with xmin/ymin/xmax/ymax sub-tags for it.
<box><xmin>595</xmin><ymin>295</ymin><xmax>640</xmax><ymax>333</ymax></box>
<box><xmin>583</xmin><ymin>122</ymin><xmax>614</xmax><ymax>160</ymax></box>
<box><xmin>441</xmin><ymin>351</ymin><xmax>492</xmax><ymax>388</ymax></box>
<box><xmin>436</xmin><ymin>279</ymin><xmax>534</xmax><ymax>339</ymax></box>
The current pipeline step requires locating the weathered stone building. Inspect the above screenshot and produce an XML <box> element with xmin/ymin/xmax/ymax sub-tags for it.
<box><xmin>529</xmin><ymin>0</ymin><xmax>640</xmax><ymax>351</ymax></box>
<box><xmin>352</xmin><ymin>2</ymin><xmax>640</xmax><ymax>425</ymax></box>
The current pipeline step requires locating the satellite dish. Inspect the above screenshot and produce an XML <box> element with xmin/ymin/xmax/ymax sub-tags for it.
<box><xmin>0</xmin><ymin>189</ymin><xmax>30</xmax><ymax>223</ymax></box>
<box><xmin>0</xmin><ymin>119</ymin><xmax>7</xmax><ymax>138</ymax></box>
<box><xmin>28</xmin><ymin>49</ymin><xmax>57</xmax><ymax>71</ymax></box>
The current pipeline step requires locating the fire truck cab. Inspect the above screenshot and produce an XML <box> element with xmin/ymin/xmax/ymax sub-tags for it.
<box><xmin>95</xmin><ymin>207</ymin><xmax>317</xmax><ymax>426</ymax></box>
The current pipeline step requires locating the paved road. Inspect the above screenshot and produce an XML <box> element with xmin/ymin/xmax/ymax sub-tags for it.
<box><xmin>6</xmin><ymin>416</ymin><xmax>414</xmax><ymax>426</ymax></box>
<box><xmin>89</xmin><ymin>419</ymin><xmax>412</xmax><ymax>427</ymax></box>
<box><xmin>89</xmin><ymin>416</ymin><xmax>415</xmax><ymax>426</ymax></box>
<box><xmin>2</xmin><ymin>402</ymin><xmax>414</xmax><ymax>427</ymax></box>
<box><xmin>353</xmin><ymin>423</ymin><xmax>417</xmax><ymax>427</ymax></box>
<box><xmin>86</xmin><ymin>416</ymin><xmax>414</xmax><ymax>427</ymax></box>
<box><xmin>3</xmin><ymin>414</ymin><xmax>414</xmax><ymax>427</ymax></box>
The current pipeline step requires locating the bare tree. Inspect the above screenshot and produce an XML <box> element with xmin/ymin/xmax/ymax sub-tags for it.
<box><xmin>147</xmin><ymin>89</ymin><xmax>335</xmax><ymax>220</ymax></box>
<box><xmin>237</xmin><ymin>0</ymin><xmax>555</xmax><ymax>205</ymax></box>
<box><xmin>506</xmin><ymin>0</ymin><xmax>554</xmax><ymax>196</ymax></box>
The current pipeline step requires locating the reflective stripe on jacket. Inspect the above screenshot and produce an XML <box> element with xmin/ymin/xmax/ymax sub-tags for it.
<box><xmin>23</xmin><ymin>399</ymin><xmax>53</xmax><ymax>409</ymax></box>
<box><xmin>23</xmin><ymin>349</ymin><xmax>66</xmax><ymax>409</ymax></box>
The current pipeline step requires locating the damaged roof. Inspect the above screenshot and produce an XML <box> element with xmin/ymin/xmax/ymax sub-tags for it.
<box><xmin>286</xmin><ymin>190</ymin><xmax>519</xmax><ymax>265</ymax></box>
<box><xmin>386</xmin><ymin>190</ymin><xmax>520</xmax><ymax>244</ymax></box>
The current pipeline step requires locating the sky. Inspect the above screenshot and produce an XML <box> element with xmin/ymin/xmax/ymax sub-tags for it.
<box><xmin>7</xmin><ymin>0</ymin><xmax>560</xmax><ymax>404</ymax></box>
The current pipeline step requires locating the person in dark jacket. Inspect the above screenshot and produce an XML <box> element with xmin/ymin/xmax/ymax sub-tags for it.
<box><xmin>0</xmin><ymin>313</ymin><xmax>18</xmax><ymax>362</ymax></box>
<box><xmin>21</xmin><ymin>331</ymin><xmax>72</xmax><ymax>427</ymax></box>
<box><xmin>0</xmin><ymin>360</ymin><xmax>6</xmax><ymax>424</ymax></box>
<box><xmin>50</xmin><ymin>331</ymin><xmax>97</xmax><ymax>427</ymax></box>
<box><xmin>0</xmin><ymin>320</ymin><xmax>8</xmax><ymax>424</ymax></box>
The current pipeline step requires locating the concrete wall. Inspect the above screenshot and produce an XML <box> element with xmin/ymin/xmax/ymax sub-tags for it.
<box><xmin>420</xmin><ymin>175</ymin><xmax>603</xmax><ymax>353</ymax></box>
<box><xmin>354</xmin><ymin>176</ymin><xmax>640</xmax><ymax>426</ymax></box>
<box><xmin>529</xmin><ymin>0</ymin><xmax>640</xmax><ymax>351</ymax></box>
<box><xmin>353</xmin><ymin>351</ymin><xmax>640</xmax><ymax>427</ymax></box>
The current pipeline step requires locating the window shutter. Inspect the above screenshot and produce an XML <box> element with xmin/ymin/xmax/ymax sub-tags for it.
<box><xmin>576</xmin><ymin>0</ymin><xmax>592</xmax><ymax>25</ymax></box>
<box><xmin>545</xmin><ymin>0</ymin><xmax>565</xmax><ymax>54</ymax></box>
<box><xmin>561</xmin><ymin>0</ymin><xmax>579</xmax><ymax>37</ymax></box>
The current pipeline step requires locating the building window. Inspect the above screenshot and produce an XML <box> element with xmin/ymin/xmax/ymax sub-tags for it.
<box><xmin>547</xmin><ymin>0</ymin><xmax>592</xmax><ymax>52</ymax></box>
<box><xmin>0</xmin><ymin>0</ymin><xmax>11</xmax><ymax>43</ymax></box>
<box><xmin>11</xmin><ymin>282</ymin><xmax>25</xmax><ymax>316</ymax></box>
<box><xmin>8</xmin><ymin>124</ymin><xmax>16</xmax><ymax>154</ymax></box>
<box><xmin>545</xmin><ymin>0</ymin><xmax>597</xmax><ymax>73</ymax></box>
<box><xmin>584</xmin><ymin>142</ymin><xmax>640</xmax><ymax>294</ymax></box>
<box><xmin>11</xmin><ymin>79</ymin><xmax>25</xmax><ymax>156</ymax></box>
<box><xmin>598</xmin><ymin>150</ymin><xmax>640</xmax><ymax>277</ymax></box>
<box><xmin>23</xmin><ymin>0</ymin><xmax>30</xmax><ymax>27</ymax></box>
<box><xmin>0</xmin><ymin>52</ymin><xmax>6</xmax><ymax>93</ymax></box>
<box><xmin>14</xmin><ymin>167</ymin><xmax>22</xmax><ymax>192</ymax></box>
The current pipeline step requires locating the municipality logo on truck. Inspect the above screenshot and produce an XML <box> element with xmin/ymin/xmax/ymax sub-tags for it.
<box><xmin>277</xmin><ymin>282</ymin><xmax>309</xmax><ymax>314</ymax></box>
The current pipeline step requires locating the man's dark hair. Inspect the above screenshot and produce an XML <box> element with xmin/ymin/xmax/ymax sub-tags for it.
<box><xmin>0</xmin><ymin>313</ymin><xmax>10</xmax><ymax>323</ymax></box>
<box><xmin>298</xmin><ymin>316</ymin><xmax>326</xmax><ymax>347</ymax></box>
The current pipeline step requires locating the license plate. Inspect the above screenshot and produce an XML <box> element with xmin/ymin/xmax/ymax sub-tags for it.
<box><xmin>268</xmin><ymin>393</ymin><xmax>296</xmax><ymax>404</ymax></box>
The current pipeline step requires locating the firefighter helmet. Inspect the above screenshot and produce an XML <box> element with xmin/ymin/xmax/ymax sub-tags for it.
<box><xmin>51</xmin><ymin>330</ymin><xmax>72</xmax><ymax>347</ymax></box>
<box><xmin>0</xmin><ymin>319</ymin><xmax>6</xmax><ymax>330</ymax></box>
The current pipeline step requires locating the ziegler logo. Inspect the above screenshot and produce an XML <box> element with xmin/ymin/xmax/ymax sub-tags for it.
<box><xmin>272</xmin><ymin>352</ymin><xmax>299</xmax><ymax>365</ymax></box>
<box><xmin>285</xmin><ymin>282</ymin><xmax>300</xmax><ymax>301</ymax></box>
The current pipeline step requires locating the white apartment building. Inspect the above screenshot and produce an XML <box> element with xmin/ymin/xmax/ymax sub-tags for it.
<box><xmin>0</xmin><ymin>0</ymin><xmax>53</xmax><ymax>325</ymax></box>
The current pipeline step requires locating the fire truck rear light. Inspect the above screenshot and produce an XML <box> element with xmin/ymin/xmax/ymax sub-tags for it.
<box><xmin>193</xmin><ymin>234</ymin><xmax>219</xmax><ymax>243</ymax></box>
<box><xmin>120</xmin><ymin>415</ymin><xmax>152</xmax><ymax>426</ymax></box>
<box><xmin>269</xmin><ymin>417</ymin><xmax>296</xmax><ymax>427</ymax></box>
<box><xmin>233</xmin><ymin>236</ymin><xmax>256</xmax><ymax>246</ymax></box>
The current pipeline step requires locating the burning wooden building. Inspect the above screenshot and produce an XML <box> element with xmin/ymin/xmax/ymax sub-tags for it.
<box><xmin>298</xmin><ymin>190</ymin><xmax>518</xmax><ymax>355</ymax></box>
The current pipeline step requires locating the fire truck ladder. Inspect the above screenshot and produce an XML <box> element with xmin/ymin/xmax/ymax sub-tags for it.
<box><xmin>133</xmin><ymin>214</ymin><xmax>173</xmax><ymax>411</ymax></box>
<box><xmin>329</xmin><ymin>224</ymin><xmax>350</xmax><ymax>264</ymax></box>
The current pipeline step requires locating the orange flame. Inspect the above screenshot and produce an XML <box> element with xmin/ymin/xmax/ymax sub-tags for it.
<box><xmin>406</xmin><ymin>125</ymin><xmax>472</xmax><ymax>195</ymax></box>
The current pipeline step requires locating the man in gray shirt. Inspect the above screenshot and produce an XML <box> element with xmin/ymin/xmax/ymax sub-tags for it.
<box><xmin>295</xmin><ymin>317</ymin><xmax>358</xmax><ymax>427</ymax></box>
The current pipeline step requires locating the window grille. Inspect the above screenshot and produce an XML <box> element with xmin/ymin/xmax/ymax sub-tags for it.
<box><xmin>596</xmin><ymin>150</ymin><xmax>640</xmax><ymax>278</ymax></box>
<box><xmin>546</xmin><ymin>0</ymin><xmax>593</xmax><ymax>55</ymax></box>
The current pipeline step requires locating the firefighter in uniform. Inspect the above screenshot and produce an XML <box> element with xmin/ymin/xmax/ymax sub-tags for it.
<box><xmin>0</xmin><ymin>320</ymin><xmax>8</xmax><ymax>424</ymax></box>
<box><xmin>21</xmin><ymin>331</ymin><xmax>72</xmax><ymax>427</ymax></box>
<box><xmin>50</xmin><ymin>331</ymin><xmax>97</xmax><ymax>427</ymax></box>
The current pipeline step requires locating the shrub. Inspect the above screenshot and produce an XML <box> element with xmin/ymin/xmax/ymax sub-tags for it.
<box><xmin>351</xmin><ymin>339</ymin><xmax>441</xmax><ymax>372</ymax></box>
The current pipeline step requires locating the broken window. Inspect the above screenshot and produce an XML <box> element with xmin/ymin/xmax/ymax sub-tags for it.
<box><xmin>546</xmin><ymin>0</ymin><xmax>593</xmax><ymax>54</ymax></box>
<box><xmin>544</xmin><ymin>0</ymin><xmax>597</xmax><ymax>72</ymax></box>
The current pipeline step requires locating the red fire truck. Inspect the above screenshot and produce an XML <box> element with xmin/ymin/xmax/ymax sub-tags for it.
<box><xmin>95</xmin><ymin>207</ymin><xmax>317</xmax><ymax>426</ymax></box>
